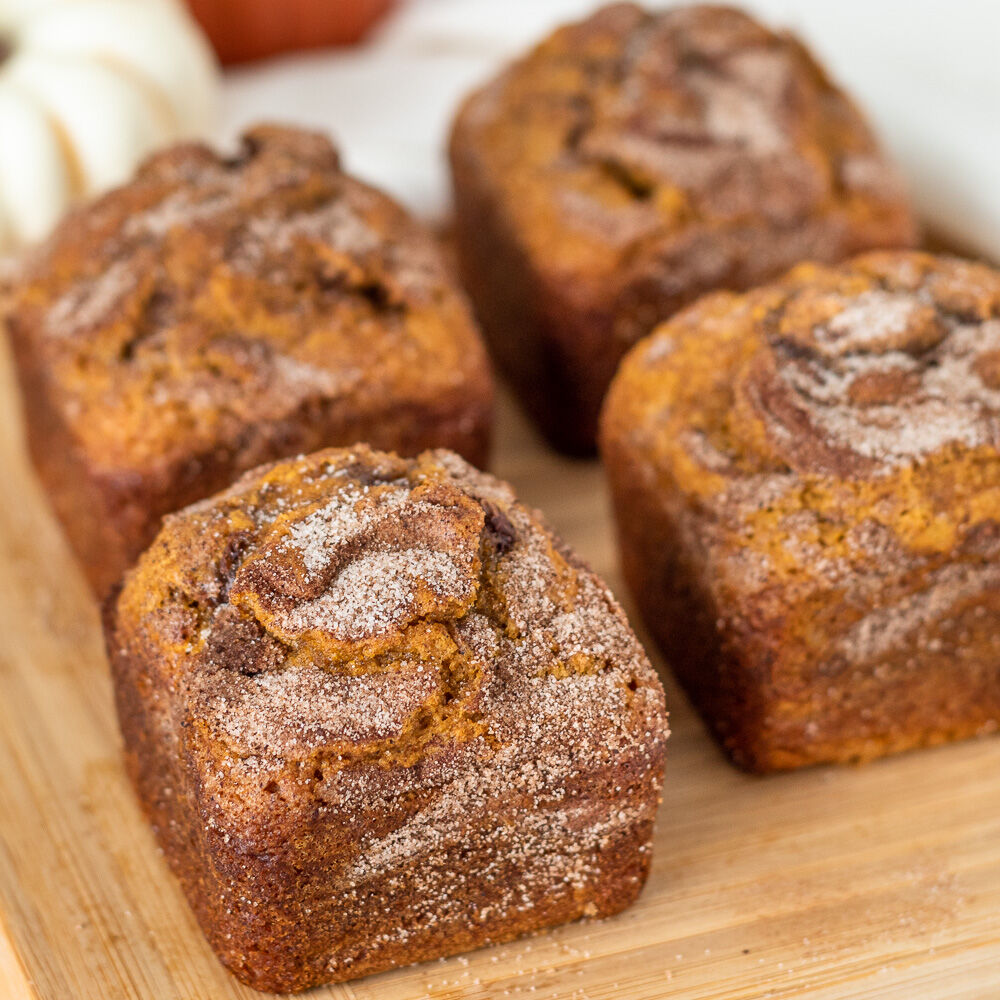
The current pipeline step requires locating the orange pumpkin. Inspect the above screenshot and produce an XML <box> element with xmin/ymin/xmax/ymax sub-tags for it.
<box><xmin>185</xmin><ymin>0</ymin><xmax>396</xmax><ymax>64</ymax></box>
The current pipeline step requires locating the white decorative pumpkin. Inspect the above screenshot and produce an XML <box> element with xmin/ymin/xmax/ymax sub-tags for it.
<box><xmin>0</xmin><ymin>0</ymin><xmax>218</xmax><ymax>251</ymax></box>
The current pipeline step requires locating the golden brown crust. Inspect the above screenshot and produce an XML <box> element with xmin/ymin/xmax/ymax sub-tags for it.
<box><xmin>601</xmin><ymin>250</ymin><xmax>1000</xmax><ymax>771</ymax></box>
<box><xmin>106</xmin><ymin>445</ymin><xmax>668</xmax><ymax>992</ymax></box>
<box><xmin>450</xmin><ymin>2</ymin><xmax>917</xmax><ymax>453</ymax></box>
<box><xmin>6</xmin><ymin>125</ymin><xmax>494</xmax><ymax>594</ymax></box>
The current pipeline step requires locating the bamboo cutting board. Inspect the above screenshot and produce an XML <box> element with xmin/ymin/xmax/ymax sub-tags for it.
<box><xmin>0</xmin><ymin>339</ymin><xmax>998</xmax><ymax>1000</ymax></box>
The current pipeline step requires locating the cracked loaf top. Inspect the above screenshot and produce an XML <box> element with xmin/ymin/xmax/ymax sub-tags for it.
<box><xmin>5</xmin><ymin>125</ymin><xmax>491</xmax><ymax>470</ymax></box>
<box><xmin>110</xmin><ymin>445</ymin><xmax>668</xmax><ymax>837</ymax></box>
<box><xmin>603</xmin><ymin>251</ymin><xmax>1000</xmax><ymax>595</ymax></box>
<box><xmin>451</xmin><ymin>3</ymin><xmax>916</xmax><ymax>314</ymax></box>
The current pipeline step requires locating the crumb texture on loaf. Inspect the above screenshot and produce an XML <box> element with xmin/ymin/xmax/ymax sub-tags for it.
<box><xmin>11</xmin><ymin>124</ymin><xmax>490</xmax><ymax>467</ymax></box>
<box><xmin>6</xmin><ymin>124</ymin><xmax>492</xmax><ymax>592</ymax></box>
<box><xmin>107</xmin><ymin>445</ymin><xmax>668</xmax><ymax>992</ymax></box>
<box><xmin>450</xmin><ymin>2</ymin><xmax>916</xmax><ymax>452</ymax></box>
<box><xmin>602</xmin><ymin>251</ymin><xmax>1000</xmax><ymax>771</ymax></box>
<box><xmin>460</xmin><ymin>2</ymin><xmax>913</xmax><ymax>262</ymax></box>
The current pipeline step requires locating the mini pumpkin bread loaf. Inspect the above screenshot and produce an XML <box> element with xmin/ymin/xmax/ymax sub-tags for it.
<box><xmin>450</xmin><ymin>3</ymin><xmax>917</xmax><ymax>453</ymax></box>
<box><xmin>105</xmin><ymin>445</ymin><xmax>668</xmax><ymax>992</ymax></box>
<box><xmin>601</xmin><ymin>251</ymin><xmax>1000</xmax><ymax>772</ymax></box>
<box><xmin>5</xmin><ymin>125</ymin><xmax>493</xmax><ymax>595</ymax></box>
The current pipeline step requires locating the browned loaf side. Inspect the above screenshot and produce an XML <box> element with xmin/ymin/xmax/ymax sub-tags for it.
<box><xmin>6</xmin><ymin>125</ymin><xmax>494</xmax><ymax>595</ymax></box>
<box><xmin>105</xmin><ymin>444</ymin><xmax>669</xmax><ymax>993</ymax></box>
<box><xmin>601</xmin><ymin>250</ymin><xmax>1000</xmax><ymax>772</ymax></box>
<box><xmin>450</xmin><ymin>2</ymin><xmax>917</xmax><ymax>453</ymax></box>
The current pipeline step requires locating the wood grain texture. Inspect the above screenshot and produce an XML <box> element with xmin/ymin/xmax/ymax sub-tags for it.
<box><xmin>0</xmin><ymin>337</ymin><xmax>998</xmax><ymax>999</ymax></box>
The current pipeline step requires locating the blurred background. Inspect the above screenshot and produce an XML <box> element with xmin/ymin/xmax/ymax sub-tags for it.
<box><xmin>1</xmin><ymin>1</ymin><xmax>997</xmax><ymax>257</ymax></box>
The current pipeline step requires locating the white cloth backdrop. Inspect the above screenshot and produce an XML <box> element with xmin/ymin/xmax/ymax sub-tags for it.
<box><xmin>222</xmin><ymin>0</ymin><xmax>1000</xmax><ymax>258</ymax></box>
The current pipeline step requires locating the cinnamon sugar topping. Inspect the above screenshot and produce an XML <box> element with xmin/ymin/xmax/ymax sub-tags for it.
<box><xmin>110</xmin><ymin>446</ymin><xmax>667</xmax><ymax>989</ymax></box>
<box><xmin>122</xmin><ymin>445</ymin><xmax>667</xmax><ymax>777</ymax></box>
<box><xmin>13</xmin><ymin>125</ymin><xmax>488</xmax><ymax>467</ymax></box>
<box><xmin>754</xmin><ymin>265</ymin><xmax>1000</xmax><ymax>475</ymax></box>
